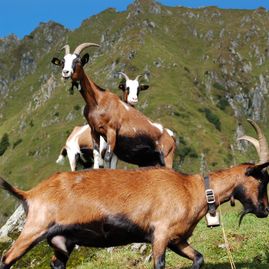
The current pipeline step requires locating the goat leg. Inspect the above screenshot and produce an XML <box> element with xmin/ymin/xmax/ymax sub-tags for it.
<box><xmin>152</xmin><ymin>232</ymin><xmax>168</xmax><ymax>269</ymax></box>
<box><xmin>104</xmin><ymin>128</ymin><xmax>116</xmax><ymax>168</ymax></box>
<box><xmin>0</xmin><ymin>261</ymin><xmax>9</xmax><ymax>269</ymax></box>
<box><xmin>169</xmin><ymin>240</ymin><xmax>204</xmax><ymax>269</ymax></box>
<box><xmin>49</xmin><ymin>235</ymin><xmax>74</xmax><ymax>269</ymax></box>
<box><xmin>1</xmin><ymin>223</ymin><xmax>47</xmax><ymax>268</ymax></box>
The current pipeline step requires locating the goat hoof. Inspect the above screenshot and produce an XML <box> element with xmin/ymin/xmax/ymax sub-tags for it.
<box><xmin>50</xmin><ymin>260</ymin><xmax>65</xmax><ymax>269</ymax></box>
<box><xmin>104</xmin><ymin>161</ymin><xmax>111</xmax><ymax>169</ymax></box>
<box><xmin>0</xmin><ymin>262</ymin><xmax>9</xmax><ymax>269</ymax></box>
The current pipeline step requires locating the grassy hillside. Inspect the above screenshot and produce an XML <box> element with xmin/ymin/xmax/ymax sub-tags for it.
<box><xmin>0</xmin><ymin>0</ymin><xmax>269</xmax><ymax>268</ymax></box>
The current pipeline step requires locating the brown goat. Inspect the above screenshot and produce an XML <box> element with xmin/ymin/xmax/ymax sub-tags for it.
<box><xmin>1</xmin><ymin>159</ymin><xmax>269</xmax><ymax>269</ymax></box>
<box><xmin>51</xmin><ymin>43</ymin><xmax>176</xmax><ymax>168</ymax></box>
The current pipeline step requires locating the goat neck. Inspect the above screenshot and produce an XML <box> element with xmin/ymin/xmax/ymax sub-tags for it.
<box><xmin>74</xmin><ymin>65</ymin><xmax>104</xmax><ymax>108</ymax></box>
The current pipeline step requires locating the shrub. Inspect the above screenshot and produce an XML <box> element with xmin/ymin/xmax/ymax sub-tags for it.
<box><xmin>213</xmin><ymin>82</ymin><xmax>226</xmax><ymax>91</ymax></box>
<box><xmin>0</xmin><ymin>133</ymin><xmax>10</xmax><ymax>156</ymax></box>
<box><xmin>74</xmin><ymin>105</ymin><xmax>81</xmax><ymax>111</ymax></box>
<box><xmin>174</xmin><ymin>136</ymin><xmax>198</xmax><ymax>169</ymax></box>
<box><xmin>216</xmin><ymin>96</ymin><xmax>229</xmax><ymax>111</ymax></box>
<box><xmin>199</xmin><ymin>108</ymin><xmax>221</xmax><ymax>131</ymax></box>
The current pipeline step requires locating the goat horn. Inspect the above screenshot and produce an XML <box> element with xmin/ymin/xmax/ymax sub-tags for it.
<box><xmin>73</xmin><ymin>42</ymin><xmax>100</xmax><ymax>55</ymax></box>
<box><xmin>61</xmin><ymin>45</ymin><xmax>70</xmax><ymax>55</ymax></box>
<box><xmin>135</xmin><ymin>74</ymin><xmax>143</xmax><ymax>81</ymax></box>
<box><xmin>237</xmin><ymin>135</ymin><xmax>260</xmax><ymax>154</ymax></box>
<box><xmin>247</xmin><ymin>119</ymin><xmax>269</xmax><ymax>163</ymax></box>
<box><xmin>118</xmin><ymin>72</ymin><xmax>129</xmax><ymax>81</ymax></box>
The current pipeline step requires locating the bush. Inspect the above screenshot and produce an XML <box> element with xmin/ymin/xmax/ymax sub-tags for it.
<box><xmin>213</xmin><ymin>82</ymin><xmax>226</xmax><ymax>91</ymax></box>
<box><xmin>0</xmin><ymin>133</ymin><xmax>10</xmax><ymax>156</ymax></box>
<box><xmin>199</xmin><ymin>108</ymin><xmax>221</xmax><ymax>131</ymax></box>
<box><xmin>174</xmin><ymin>136</ymin><xmax>198</xmax><ymax>169</ymax></box>
<box><xmin>216</xmin><ymin>96</ymin><xmax>229</xmax><ymax>111</ymax></box>
<box><xmin>74</xmin><ymin>105</ymin><xmax>81</xmax><ymax>111</ymax></box>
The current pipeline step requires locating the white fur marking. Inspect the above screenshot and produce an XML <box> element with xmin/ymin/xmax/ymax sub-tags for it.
<box><xmin>51</xmin><ymin>236</ymin><xmax>68</xmax><ymax>253</ymax></box>
<box><xmin>148</xmin><ymin>120</ymin><xmax>164</xmax><ymax>133</ymax></box>
<box><xmin>62</xmin><ymin>54</ymin><xmax>77</xmax><ymax>78</ymax></box>
<box><xmin>166</xmin><ymin>128</ymin><xmax>174</xmax><ymax>137</ymax></box>
<box><xmin>56</xmin><ymin>155</ymin><xmax>65</xmax><ymax>164</ymax></box>
<box><xmin>93</xmin><ymin>149</ymin><xmax>101</xmax><ymax>169</ymax></box>
<box><xmin>126</xmin><ymin>79</ymin><xmax>139</xmax><ymax>105</ymax></box>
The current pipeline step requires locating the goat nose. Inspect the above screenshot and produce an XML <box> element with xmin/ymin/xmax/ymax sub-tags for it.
<box><xmin>62</xmin><ymin>70</ymin><xmax>71</xmax><ymax>78</ymax></box>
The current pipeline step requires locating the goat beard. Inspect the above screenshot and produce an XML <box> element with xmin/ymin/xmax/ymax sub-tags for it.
<box><xmin>238</xmin><ymin>209</ymin><xmax>251</xmax><ymax>226</ymax></box>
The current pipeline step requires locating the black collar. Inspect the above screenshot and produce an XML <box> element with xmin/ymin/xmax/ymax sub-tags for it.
<box><xmin>204</xmin><ymin>175</ymin><xmax>217</xmax><ymax>216</ymax></box>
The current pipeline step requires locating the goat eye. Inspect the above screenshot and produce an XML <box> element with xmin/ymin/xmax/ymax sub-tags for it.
<box><xmin>126</xmin><ymin>87</ymin><xmax>130</xmax><ymax>92</ymax></box>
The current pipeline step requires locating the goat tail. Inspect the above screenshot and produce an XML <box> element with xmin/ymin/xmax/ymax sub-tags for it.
<box><xmin>0</xmin><ymin>177</ymin><xmax>26</xmax><ymax>201</ymax></box>
<box><xmin>56</xmin><ymin>147</ymin><xmax>67</xmax><ymax>164</ymax></box>
<box><xmin>56</xmin><ymin>154</ymin><xmax>65</xmax><ymax>165</ymax></box>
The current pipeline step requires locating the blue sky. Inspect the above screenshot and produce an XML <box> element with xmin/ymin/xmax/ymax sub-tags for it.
<box><xmin>1</xmin><ymin>0</ymin><xmax>269</xmax><ymax>39</ymax></box>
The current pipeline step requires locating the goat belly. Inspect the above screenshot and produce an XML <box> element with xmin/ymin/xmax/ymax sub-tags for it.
<box><xmin>48</xmin><ymin>215</ymin><xmax>151</xmax><ymax>247</ymax></box>
<box><xmin>115</xmin><ymin>135</ymin><xmax>163</xmax><ymax>166</ymax></box>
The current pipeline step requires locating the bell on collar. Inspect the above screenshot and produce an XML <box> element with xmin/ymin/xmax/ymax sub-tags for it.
<box><xmin>205</xmin><ymin>211</ymin><xmax>220</xmax><ymax>227</ymax></box>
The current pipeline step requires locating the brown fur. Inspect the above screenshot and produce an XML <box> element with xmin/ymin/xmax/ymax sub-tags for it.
<box><xmin>1</xmin><ymin>163</ymin><xmax>268</xmax><ymax>269</ymax></box>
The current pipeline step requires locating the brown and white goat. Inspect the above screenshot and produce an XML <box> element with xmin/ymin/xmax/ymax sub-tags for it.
<box><xmin>118</xmin><ymin>71</ymin><xmax>176</xmax><ymax>140</ymax></box>
<box><xmin>57</xmin><ymin>72</ymin><xmax>173</xmax><ymax>170</ymax></box>
<box><xmin>1</xmin><ymin>157</ymin><xmax>269</xmax><ymax>269</ymax></box>
<box><xmin>56</xmin><ymin>125</ymin><xmax>95</xmax><ymax>170</ymax></box>
<box><xmin>51</xmin><ymin>43</ymin><xmax>176</xmax><ymax>168</ymax></box>
<box><xmin>118</xmin><ymin>72</ymin><xmax>149</xmax><ymax>106</ymax></box>
<box><xmin>56</xmin><ymin>125</ymin><xmax>118</xmax><ymax>170</ymax></box>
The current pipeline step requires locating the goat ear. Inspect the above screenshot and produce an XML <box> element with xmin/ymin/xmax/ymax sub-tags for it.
<box><xmin>51</xmin><ymin>57</ymin><xmax>62</xmax><ymax>66</ymax></box>
<box><xmin>139</xmin><ymin>85</ymin><xmax>149</xmax><ymax>91</ymax></box>
<box><xmin>245</xmin><ymin>162</ymin><xmax>269</xmax><ymax>178</ymax></box>
<box><xmin>118</xmin><ymin>83</ymin><xmax>125</xmax><ymax>90</ymax></box>
<box><xmin>81</xmin><ymin>53</ymin><xmax>89</xmax><ymax>66</ymax></box>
